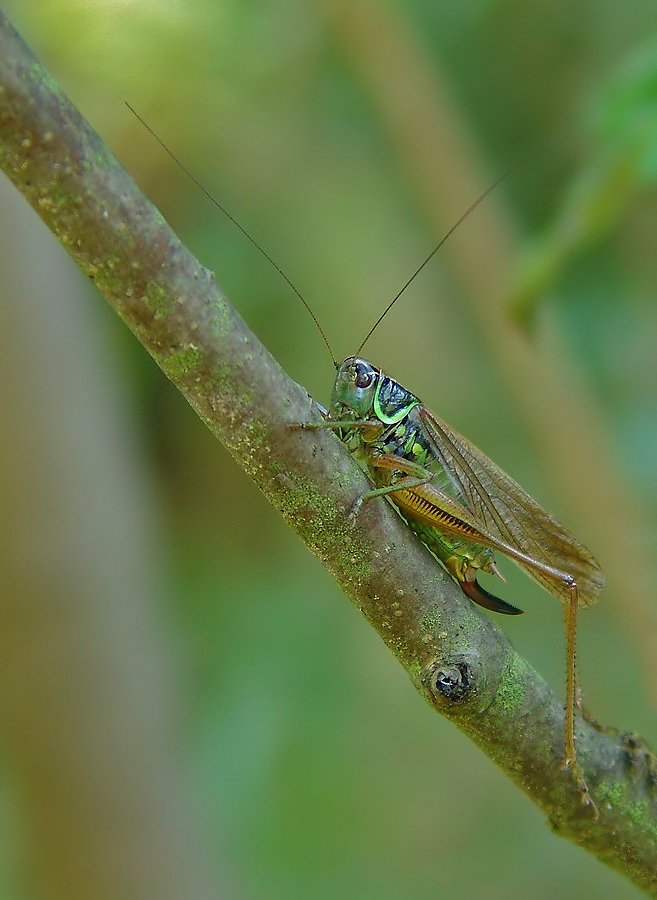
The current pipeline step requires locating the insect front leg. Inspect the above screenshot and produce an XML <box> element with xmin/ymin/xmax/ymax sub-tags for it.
<box><xmin>290</xmin><ymin>416</ymin><xmax>382</xmax><ymax>433</ymax></box>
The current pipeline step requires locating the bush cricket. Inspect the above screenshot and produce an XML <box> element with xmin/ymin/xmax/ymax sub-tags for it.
<box><xmin>127</xmin><ymin>104</ymin><xmax>604</xmax><ymax>803</ymax></box>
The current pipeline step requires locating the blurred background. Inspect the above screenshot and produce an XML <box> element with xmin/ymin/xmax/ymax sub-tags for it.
<box><xmin>1</xmin><ymin>1</ymin><xmax>657</xmax><ymax>898</ymax></box>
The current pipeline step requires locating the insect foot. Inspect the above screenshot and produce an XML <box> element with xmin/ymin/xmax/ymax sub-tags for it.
<box><xmin>288</xmin><ymin>403</ymin><xmax>330</xmax><ymax>431</ymax></box>
<box><xmin>346</xmin><ymin>495</ymin><xmax>364</xmax><ymax>527</ymax></box>
<box><xmin>560</xmin><ymin>755</ymin><xmax>598</xmax><ymax>818</ymax></box>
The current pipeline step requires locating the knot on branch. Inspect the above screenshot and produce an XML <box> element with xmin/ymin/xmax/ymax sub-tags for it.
<box><xmin>424</xmin><ymin>657</ymin><xmax>478</xmax><ymax>707</ymax></box>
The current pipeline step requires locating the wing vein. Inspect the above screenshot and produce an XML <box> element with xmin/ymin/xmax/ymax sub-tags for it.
<box><xmin>417</xmin><ymin>407</ymin><xmax>604</xmax><ymax>607</ymax></box>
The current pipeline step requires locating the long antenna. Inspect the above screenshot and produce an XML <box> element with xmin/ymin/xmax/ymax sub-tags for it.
<box><xmin>125</xmin><ymin>102</ymin><xmax>338</xmax><ymax>367</ymax></box>
<box><xmin>356</xmin><ymin>154</ymin><xmax>537</xmax><ymax>355</ymax></box>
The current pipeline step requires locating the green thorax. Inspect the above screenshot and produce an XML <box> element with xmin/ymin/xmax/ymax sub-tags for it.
<box><xmin>330</xmin><ymin>357</ymin><xmax>462</xmax><ymax>500</ymax></box>
<box><xmin>330</xmin><ymin>356</ymin><xmax>493</xmax><ymax>573</ymax></box>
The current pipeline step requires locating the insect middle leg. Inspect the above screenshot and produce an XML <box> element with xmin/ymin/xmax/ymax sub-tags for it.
<box><xmin>348</xmin><ymin>454</ymin><xmax>435</xmax><ymax>523</ymax></box>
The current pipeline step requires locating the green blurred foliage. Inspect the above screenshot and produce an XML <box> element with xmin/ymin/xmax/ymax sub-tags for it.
<box><xmin>2</xmin><ymin>1</ymin><xmax>657</xmax><ymax>898</ymax></box>
<box><xmin>511</xmin><ymin>38</ymin><xmax>657</xmax><ymax>327</ymax></box>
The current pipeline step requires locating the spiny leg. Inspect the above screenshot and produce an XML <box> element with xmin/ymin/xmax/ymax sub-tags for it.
<box><xmin>348</xmin><ymin>473</ymin><xmax>433</xmax><ymax>524</ymax></box>
<box><xmin>348</xmin><ymin>454</ymin><xmax>434</xmax><ymax>524</ymax></box>
<box><xmin>562</xmin><ymin>582</ymin><xmax>597</xmax><ymax>814</ymax></box>
<box><xmin>563</xmin><ymin>585</ymin><xmax>578</xmax><ymax>770</ymax></box>
<box><xmin>290</xmin><ymin>418</ymin><xmax>381</xmax><ymax>431</ymax></box>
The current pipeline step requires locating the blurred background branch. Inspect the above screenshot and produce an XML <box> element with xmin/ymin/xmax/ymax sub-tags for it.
<box><xmin>0</xmin><ymin>136</ymin><xmax>221</xmax><ymax>900</ymax></box>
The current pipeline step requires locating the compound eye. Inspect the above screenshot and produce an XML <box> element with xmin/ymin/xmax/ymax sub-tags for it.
<box><xmin>355</xmin><ymin>370</ymin><xmax>374</xmax><ymax>389</ymax></box>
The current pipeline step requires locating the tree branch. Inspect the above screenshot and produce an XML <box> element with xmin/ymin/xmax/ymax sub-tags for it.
<box><xmin>1</xmin><ymin>12</ymin><xmax>656</xmax><ymax>895</ymax></box>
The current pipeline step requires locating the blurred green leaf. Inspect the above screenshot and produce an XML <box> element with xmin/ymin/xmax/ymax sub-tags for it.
<box><xmin>510</xmin><ymin>38</ymin><xmax>657</xmax><ymax>328</ymax></box>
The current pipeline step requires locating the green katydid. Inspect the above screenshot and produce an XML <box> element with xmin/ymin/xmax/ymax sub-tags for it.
<box><xmin>128</xmin><ymin>104</ymin><xmax>604</xmax><ymax>804</ymax></box>
<box><xmin>314</xmin><ymin>353</ymin><xmax>602</xmax><ymax>807</ymax></box>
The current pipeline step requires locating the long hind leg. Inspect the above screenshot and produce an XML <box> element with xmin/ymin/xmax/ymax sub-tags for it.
<box><xmin>562</xmin><ymin>583</ymin><xmax>596</xmax><ymax>813</ymax></box>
